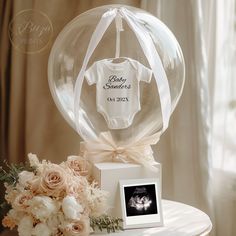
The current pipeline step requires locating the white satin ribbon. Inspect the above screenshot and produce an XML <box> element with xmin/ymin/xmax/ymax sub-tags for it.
<box><xmin>74</xmin><ymin>7</ymin><xmax>171</xmax><ymax>140</ymax></box>
<box><xmin>115</xmin><ymin>13</ymin><xmax>123</xmax><ymax>58</ymax></box>
<box><xmin>81</xmin><ymin>131</ymin><xmax>160</xmax><ymax>172</ymax></box>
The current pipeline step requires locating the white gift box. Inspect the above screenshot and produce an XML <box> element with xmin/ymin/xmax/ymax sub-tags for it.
<box><xmin>92</xmin><ymin>162</ymin><xmax>162</xmax><ymax>217</ymax></box>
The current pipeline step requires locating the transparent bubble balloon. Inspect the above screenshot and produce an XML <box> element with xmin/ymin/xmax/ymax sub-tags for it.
<box><xmin>48</xmin><ymin>5</ymin><xmax>185</xmax><ymax>142</ymax></box>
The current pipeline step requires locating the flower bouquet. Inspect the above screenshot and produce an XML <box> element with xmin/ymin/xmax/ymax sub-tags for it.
<box><xmin>0</xmin><ymin>154</ymin><xmax>122</xmax><ymax>236</ymax></box>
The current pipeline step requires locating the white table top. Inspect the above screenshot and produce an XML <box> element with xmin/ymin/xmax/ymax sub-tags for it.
<box><xmin>95</xmin><ymin>200</ymin><xmax>212</xmax><ymax>236</ymax></box>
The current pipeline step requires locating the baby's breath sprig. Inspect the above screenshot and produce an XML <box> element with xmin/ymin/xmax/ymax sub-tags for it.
<box><xmin>90</xmin><ymin>214</ymin><xmax>123</xmax><ymax>233</ymax></box>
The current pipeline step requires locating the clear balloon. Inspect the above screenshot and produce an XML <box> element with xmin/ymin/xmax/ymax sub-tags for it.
<box><xmin>48</xmin><ymin>5</ymin><xmax>185</xmax><ymax>142</ymax></box>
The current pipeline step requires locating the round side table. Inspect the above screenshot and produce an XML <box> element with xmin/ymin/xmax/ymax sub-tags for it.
<box><xmin>95</xmin><ymin>200</ymin><xmax>212</xmax><ymax>236</ymax></box>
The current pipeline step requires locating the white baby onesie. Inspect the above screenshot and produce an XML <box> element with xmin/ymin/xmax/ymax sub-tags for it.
<box><xmin>85</xmin><ymin>58</ymin><xmax>152</xmax><ymax>129</ymax></box>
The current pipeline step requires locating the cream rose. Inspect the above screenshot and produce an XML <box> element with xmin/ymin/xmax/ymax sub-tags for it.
<box><xmin>39</xmin><ymin>164</ymin><xmax>67</xmax><ymax>197</ymax></box>
<box><xmin>63</xmin><ymin>217</ymin><xmax>90</xmax><ymax>236</ymax></box>
<box><xmin>66</xmin><ymin>155</ymin><xmax>91</xmax><ymax>177</ymax></box>
<box><xmin>28</xmin><ymin>196</ymin><xmax>59</xmax><ymax>221</ymax></box>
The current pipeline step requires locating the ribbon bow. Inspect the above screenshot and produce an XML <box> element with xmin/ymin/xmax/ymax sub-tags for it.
<box><xmin>81</xmin><ymin>132</ymin><xmax>160</xmax><ymax>172</ymax></box>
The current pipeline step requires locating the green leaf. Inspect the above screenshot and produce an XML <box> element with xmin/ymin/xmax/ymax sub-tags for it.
<box><xmin>0</xmin><ymin>160</ymin><xmax>35</xmax><ymax>186</ymax></box>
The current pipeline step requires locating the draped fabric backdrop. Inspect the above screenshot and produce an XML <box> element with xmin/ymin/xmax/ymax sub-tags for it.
<box><xmin>0</xmin><ymin>0</ymin><xmax>236</xmax><ymax>236</ymax></box>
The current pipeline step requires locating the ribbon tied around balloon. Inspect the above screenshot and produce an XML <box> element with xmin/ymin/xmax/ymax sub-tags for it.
<box><xmin>81</xmin><ymin>132</ymin><xmax>161</xmax><ymax>172</ymax></box>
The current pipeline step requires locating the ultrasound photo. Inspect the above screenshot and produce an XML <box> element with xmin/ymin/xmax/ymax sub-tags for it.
<box><xmin>124</xmin><ymin>184</ymin><xmax>158</xmax><ymax>217</ymax></box>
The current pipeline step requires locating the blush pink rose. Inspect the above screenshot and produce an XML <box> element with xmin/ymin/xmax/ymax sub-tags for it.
<box><xmin>66</xmin><ymin>156</ymin><xmax>91</xmax><ymax>177</ymax></box>
<box><xmin>12</xmin><ymin>192</ymin><xmax>33</xmax><ymax>211</ymax></box>
<box><xmin>64</xmin><ymin>217</ymin><xmax>90</xmax><ymax>236</ymax></box>
<box><xmin>39</xmin><ymin>164</ymin><xmax>68</xmax><ymax>197</ymax></box>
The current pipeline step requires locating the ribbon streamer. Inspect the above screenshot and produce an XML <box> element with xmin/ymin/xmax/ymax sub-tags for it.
<box><xmin>115</xmin><ymin>13</ymin><xmax>123</xmax><ymax>58</ymax></box>
<box><xmin>81</xmin><ymin>132</ymin><xmax>160</xmax><ymax>172</ymax></box>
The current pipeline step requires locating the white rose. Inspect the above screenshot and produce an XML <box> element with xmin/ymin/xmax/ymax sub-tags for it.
<box><xmin>62</xmin><ymin>196</ymin><xmax>83</xmax><ymax>220</ymax></box>
<box><xmin>29</xmin><ymin>196</ymin><xmax>59</xmax><ymax>221</ymax></box>
<box><xmin>18</xmin><ymin>171</ymin><xmax>35</xmax><ymax>186</ymax></box>
<box><xmin>32</xmin><ymin>223</ymin><xmax>51</xmax><ymax>236</ymax></box>
<box><xmin>18</xmin><ymin>215</ymin><xmax>33</xmax><ymax>236</ymax></box>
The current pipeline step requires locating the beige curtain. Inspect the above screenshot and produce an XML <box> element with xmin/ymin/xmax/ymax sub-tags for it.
<box><xmin>142</xmin><ymin>0</ymin><xmax>211</xmax><ymax>211</ymax></box>
<box><xmin>0</xmin><ymin>1</ymin><xmax>140</xmax><ymax>235</ymax></box>
<box><xmin>0</xmin><ymin>0</ymin><xmax>140</xmax><ymax>166</ymax></box>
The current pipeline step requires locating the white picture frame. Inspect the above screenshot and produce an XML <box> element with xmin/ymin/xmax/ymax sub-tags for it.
<box><xmin>119</xmin><ymin>178</ymin><xmax>163</xmax><ymax>229</ymax></box>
